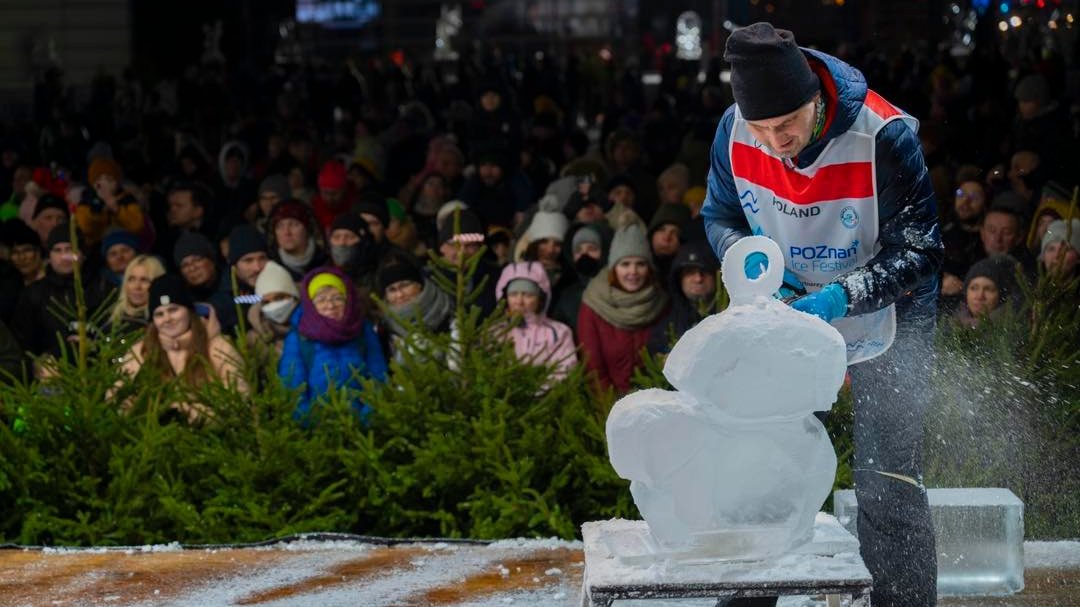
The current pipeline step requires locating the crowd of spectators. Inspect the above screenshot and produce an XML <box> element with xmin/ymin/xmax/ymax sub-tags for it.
<box><xmin>0</xmin><ymin>31</ymin><xmax>1077</xmax><ymax>420</ymax></box>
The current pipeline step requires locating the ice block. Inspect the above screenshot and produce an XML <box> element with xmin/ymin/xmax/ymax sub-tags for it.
<box><xmin>833</xmin><ymin>487</ymin><xmax>1024</xmax><ymax>596</ymax></box>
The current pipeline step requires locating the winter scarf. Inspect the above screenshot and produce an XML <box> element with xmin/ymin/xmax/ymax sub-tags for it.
<box><xmin>581</xmin><ymin>273</ymin><xmax>668</xmax><ymax>330</ymax></box>
<box><xmin>279</xmin><ymin>238</ymin><xmax>316</xmax><ymax>277</ymax></box>
<box><xmin>385</xmin><ymin>280</ymin><xmax>453</xmax><ymax>337</ymax></box>
<box><xmin>298</xmin><ymin>267</ymin><xmax>364</xmax><ymax>344</ymax></box>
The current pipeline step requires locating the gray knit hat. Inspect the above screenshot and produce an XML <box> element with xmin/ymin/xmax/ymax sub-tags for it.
<box><xmin>1040</xmin><ymin>218</ymin><xmax>1080</xmax><ymax>257</ymax></box>
<box><xmin>571</xmin><ymin>225</ymin><xmax>602</xmax><ymax>253</ymax></box>
<box><xmin>607</xmin><ymin>222</ymin><xmax>653</xmax><ymax>269</ymax></box>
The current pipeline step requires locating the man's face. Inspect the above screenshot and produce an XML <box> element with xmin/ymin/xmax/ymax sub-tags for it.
<box><xmin>480</xmin><ymin>91</ymin><xmax>501</xmax><ymax>112</ymax></box>
<box><xmin>980</xmin><ymin>211</ymin><xmax>1022</xmax><ymax>255</ymax></box>
<box><xmin>360</xmin><ymin>213</ymin><xmax>385</xmax><ymax>243</ymax></box>
<box><xmin>320</xmin><ymin>186</ymin><xmax>344</xmax><ymax>206</ymax></box>
<box><xmin>94</xmin><ymin>174</ymin><xmax>118</xmax><ymax>198</ymax></box>
<box><xmin>608</xmin><ymin>185</ymin><xmax>635</xmax><ymax>208</ymax></box>
<box><xmin>573</xmin><ymin>241</ymin><xmax>601</xmax><ymax>263</ymax></box>
<box><xmin>180</xmin><ymin>255</ymin><xmax>216</xmax><ymax>288</ymax></box>
<box><xmin>1018</xmin><ymin>100</ymin><xmax>1041</xmax><ymax>121</ymax></box>
<box><xmin>105</xmin><ymin>244</ymin><xmax>136</xmax><ymax>274</ymax></box>
<box><xmin>33</xmin><ymin>209</ymin><xmax>66</xmax><ymax>244</ymax></box>
<box><xmin>435</xmin><ymin>151</ymin><xmax>462</xmax><ymax>179</ymax></box>
<box><xmin>478</xmin><ymin>162</ymin><xmax>503</xmax><ymax>187</ymax></box>
<box><xmin>659</xmin><ymin>178</ymin><xmax>686</xmax><ymax>205</ymax></box>
<box><xmin>330</xmin><ymin>229</ymin><xmax>361</xmax><ymax>247</ymax></box>
<box><xmin>575</xmin><ymin>203</ymin><xmax>604</xmax><ymax>224</ymax></box>
<box><xmin>235</xmin><ymin>251</ymin><xmax>269</xmax><ymax>288</ymax></box>
<box><xmin>274</xmin><ymin>218</ymin><xmax>308</xmax><ymax>253</ymax></box>
<box><xmin>611</xmin><ymin>140</ymin><xmax>640</xmax><ymax>170</ymax></box>
<box><xmin>49</xmin><ymin>243</ymin><xmax>75</xmax><ymax>275</ymax></box>
<box><xmin>224</xmin><ymin>155</ymin><xmax>243</xmax><ymax>181</ymax></box>
<box><xmin>680</xmin><ymin>267</ymin><xmax>716</xmax><ymax>301</ymax></box>
<box><xmin>953</xmin><ymin>182</ymin><xmax>986</xmax><ymax>222</ymax></box>
<box><xmin>1008</xmin><ymin>151</ymin><xmax>1040</xmax><ymax>194</ymax></box>
<box><xmin>167</xmin><ymin>191</ymin><xmax>202</xmax><ymax>228</ymax></box>
<box><xmin>10</xmin><ymin>244</ymin><xmax>42</xmax><ymax>277</ymax></box>
<box><xmin>439</xmin><ymin>240</ymin><xmax>481</xmax><ymax>264</ymax></box>
<box><xmin>744</xmin><ymin>96</ymin><xmax>818</xmax><ymax>159</ymax></box>
<box><xmin>651</xmin><ymin>224</ymin><xmax>680</xmax><ymax>257</ymax></box>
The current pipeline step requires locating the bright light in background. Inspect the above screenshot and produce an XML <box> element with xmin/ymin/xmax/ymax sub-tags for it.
<box><xmin>1009</xmin><ymin>15</ymin><xmax>1023</xmax><ymax>26</ymax></box>
<box><xmin>998</xmin><ymin>19</ymin><xmax>1009</xmax><ymax>30</ymax></box>
<box><xmin>1000</xmin><ymin>2</ymin><xmax>1009</xmax><ymax>13</ymax></box>
<box><xmin>1068</xmin><ymin>13</ymin><xmax>1075</xmax><ymax>23</ymax></box>
<box><xmin>676</xmin><ymin>11</ymin><xmax>703</xmax><ymax>61</ymax></box>
<box><xmin>720</xmin><ymin>70</ymin><xmax>732</xmax><ymax>84</ymax></box>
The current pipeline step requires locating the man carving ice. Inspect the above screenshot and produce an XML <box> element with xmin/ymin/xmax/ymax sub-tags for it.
<box><xmin>701</xmin><ymin>23</ymin><xmax>943</xmax><ymax>607</ymax></box>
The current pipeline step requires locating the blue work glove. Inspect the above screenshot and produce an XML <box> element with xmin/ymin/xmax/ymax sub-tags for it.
<box><xmin>777</xmin><ymin>270</ymin><xmax>806</xmax><ymax>300</ymax></box>
<box><xmin>744</xmin><ymin>252</ymin><xmax>807</xmax><ymax>299</ymax></box>
<box><xmin>791</xmin><ymin>283</ymin><xmax>849</xmax><ymax>323</ymax></box>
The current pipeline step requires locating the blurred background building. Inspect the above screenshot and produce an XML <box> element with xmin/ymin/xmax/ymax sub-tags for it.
<box><xmin>0</xmin><ymin>0</ymin><xmax>1076</xmax><ymax>118</ymax></box>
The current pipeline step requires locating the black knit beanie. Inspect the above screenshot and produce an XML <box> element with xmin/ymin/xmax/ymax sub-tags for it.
<box><xmin>227</xmin><ymin>223</ymin><xmax>268</xmax><ymax>265</ymax></box>
<box><xmin>724</xmin><ymin>22</ymin><xmax>820</xmax><ymax>121</ymax></box>
<box><xmin>173</xmin><ymin>231</ymin><xmax>217</xmax><ymax>267</ymax></box>
<box><xmin>354</xmin><ymin>194</ymin><xmax>390</xmax><ymax>228</ymax></box>
<box><xmin>148</xmin><ymin>274</ymin><xmax>196</xmax><ymax>316</ymax></box>
<box><xmin>964</xmin><ymin>254</ymin><xmax>1020</xmax><ymax>302</ymax></box>
<box><xmin>438</xmin><ymin>209</ymin><xmax>485</xmax><ymax>246</ymax></box>
<box><xmin>330</xmin><ymin>212</ymin><xmax>371</xmax><ymax>238</ymax></box>
<box><xmin>377</xmin><ymin>261</ymin><xmax>424</xmax><ymax>293</ymax></box>
<box><xmin>46</xmin><ymin>223</ymin><xmax>72</xmax><ymax>252</ymax></box>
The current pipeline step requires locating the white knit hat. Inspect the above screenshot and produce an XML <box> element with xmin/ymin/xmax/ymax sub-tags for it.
<box><xmin>525</xmin><ymin>194</ymin><xmax>569</xmax><ymax>242</ymax></box>
<box><xmin>255</xmin><ymin>260</ymin><xmax>300</xmax><ymax>298</ymax></box>
<box><xmin>607</xmin><ymin>221</ymin><xmax>653</xmax><ymax>268</ymax></box>
<box><xmin>1041</xmin><ymin>218</ymin><xmax>1080</xmax><ymax>257</ymax></box>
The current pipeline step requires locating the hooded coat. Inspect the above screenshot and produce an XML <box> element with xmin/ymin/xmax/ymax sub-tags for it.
<box><xmin>278</xmin><ymin>267</ymin><xmax>388</xmax><ymax>422</ymax></box>
<box><xmin>495</xmin><ymin>261</ymin><xmax>577</xmax><ymax>381</ymax></box>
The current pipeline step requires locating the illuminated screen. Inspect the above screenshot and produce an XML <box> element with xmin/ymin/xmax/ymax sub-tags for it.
<box><xmin>296</xmin><ymin>0</ymin><xmax>381</xmax><ymax>28</ymax></box>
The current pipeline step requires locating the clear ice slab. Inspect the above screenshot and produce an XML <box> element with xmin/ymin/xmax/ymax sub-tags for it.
<box><xmin>834</xmin><ymin>487</ymin><xmax>1025</xmax><ymax>596</ymax></box>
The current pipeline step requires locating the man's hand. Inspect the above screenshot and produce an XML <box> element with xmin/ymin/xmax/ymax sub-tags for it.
<box><xmin>791</xmin><ymin>283</ymin><xmax>849</xmax><ymax>323</ymax></box>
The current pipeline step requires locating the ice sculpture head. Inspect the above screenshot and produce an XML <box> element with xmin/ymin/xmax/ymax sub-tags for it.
<box><xmin>605</xmin><ymin>236</ymin><xmax>847</xmax><ymax>559</ymax></box>
<box><xmin>665</xmin><ymin>236</ymin><xmax>847</xmax><ymax>419</ymax></box>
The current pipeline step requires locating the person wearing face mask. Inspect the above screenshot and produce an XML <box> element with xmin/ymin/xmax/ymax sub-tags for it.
<box><xmin>246</xmin><ymin>260</ymin><xmax>300</xmax><ymax>361</ymax></box>
<box><xmin>495</xmin><ymin>261</ymin><xmax>577</xmax><ymax>383</ymax></box>
<box><xmin>278</xmin><ymin>267</ymin><xmax>388</xmax><ymax>424</ymax></box>
<box><xmin>550</xmin><ymin>222</ymin><xmax>609</xmax><ymax>333</ymax></box>
<box><xmin>327</xmin><ymin>212</ymin><xmax>379</xmax><ymax>305</ymax></box>
<box><xmin>118</xmin><ymin>274</ymin><xmax>247</xmax><ymax>424</ymax></box>
<box><xmin>648</xmin><ymin>239</ymin><xmax>721</xmax><ymax>355</ymax></box>
<box><xmin>105</xmin><ymin>254</ymin><xmax>166</xmax><ymax>335</ymax></box>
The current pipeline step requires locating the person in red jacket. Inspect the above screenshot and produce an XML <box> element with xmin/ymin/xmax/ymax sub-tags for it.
<box><xmin>310</xmin><ymin>160</ymin><xmax>357</xmax><ymax>232</ymax></box>
<box><xmin>577</xmin><ymin>220</ymin><xmax>668</xmax><ymax>394</ymax></box>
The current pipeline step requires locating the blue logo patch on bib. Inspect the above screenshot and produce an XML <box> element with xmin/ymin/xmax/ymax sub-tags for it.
<box><xmin>840</xmin><ymin>206</ymin><xmax>860</xmax><ymax>229</ymax></box>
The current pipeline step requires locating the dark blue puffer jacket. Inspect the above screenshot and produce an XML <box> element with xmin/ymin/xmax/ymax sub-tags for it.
<box><xmin>701</xmin><ymin>48</ymin><xmax>943</xmax><ymax>323</ymax></box>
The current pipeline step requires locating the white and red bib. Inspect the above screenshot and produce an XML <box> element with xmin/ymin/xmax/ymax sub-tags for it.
<box><xmin>729</xmin><ymin>90</ymin><xmax>918</xmax><ymax>364</ymax></box>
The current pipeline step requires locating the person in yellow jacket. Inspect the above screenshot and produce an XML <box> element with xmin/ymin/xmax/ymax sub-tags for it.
<box><xmin>75</xmin><ymin>157</ymin><xmax>144</xmax><ymax>247</ymax></box>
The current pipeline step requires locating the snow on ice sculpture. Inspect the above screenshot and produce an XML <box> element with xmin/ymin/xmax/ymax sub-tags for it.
<box><xmin>606</xmin><ymin>236</ymin><xmax>848</xmax><ymax>560</ymax></box>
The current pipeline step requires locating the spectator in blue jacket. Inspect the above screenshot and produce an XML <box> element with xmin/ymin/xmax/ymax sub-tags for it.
<box><xmin>701</xmin><ymin>23</ymin><xmax>943</xmax><ymax>607</ymax></box>
<box><xmin>278</xmin><ymin>266</ymin><xmax>387</xmax><ymax>424</ymax></box>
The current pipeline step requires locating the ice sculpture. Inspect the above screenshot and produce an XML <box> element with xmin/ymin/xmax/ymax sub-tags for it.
<box><xmin>606</xmin><ymin>236</ymin><xmax>848</xmax><ymax>560</ymax></box>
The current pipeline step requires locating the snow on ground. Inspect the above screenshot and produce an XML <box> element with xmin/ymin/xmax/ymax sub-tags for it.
<box><xmin>1025</xmin><ymin>540</ymin><xmax>1080</xmax><ymax>568</ymax></box>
